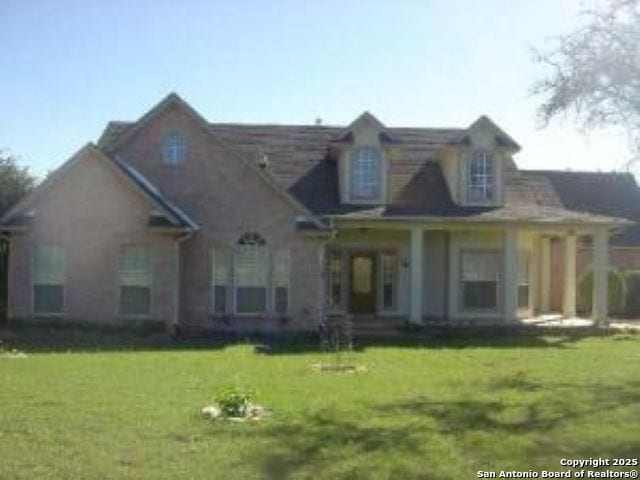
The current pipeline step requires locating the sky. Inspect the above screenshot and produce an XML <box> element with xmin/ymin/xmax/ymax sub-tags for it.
<box><xmin>0</xmin><ymin>0</ymin><xmax>633</xmax><ymax>179</ymax></box>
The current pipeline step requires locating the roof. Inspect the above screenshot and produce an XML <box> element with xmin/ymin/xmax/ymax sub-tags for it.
<box><xmin>524</xmin><ymin>170</ymin><xmax>640</xmax><ymax>245</ymax></box>
<box><xmin>110</xmin><ymin>155</ymin><xmax>199</xmax><ymax>231</ymax></box>
<box><xmin>0</xmin><ymin>144</ymin><xmax>199</xmax><ymax>232</ymax></box>
<box><xmin>95</xmin><ymin>100</ymin><xmax>628</xmax><ymax>230</ymax></box>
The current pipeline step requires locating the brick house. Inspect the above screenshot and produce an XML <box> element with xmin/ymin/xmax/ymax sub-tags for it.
<box><xmin>0</xmin><ymin>93</ymin><xmax>633</xmax><ymax>334</ymax></box>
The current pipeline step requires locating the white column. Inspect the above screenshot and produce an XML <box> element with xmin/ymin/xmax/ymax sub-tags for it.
<box><xmin>563</xmin><ymin>235</ymin><xmax>577</xmax><ymax>318</ymax></box>
<box><xmin>592</xmin><ymin>229</ymin><xmax>610</xmax><ymax>325</ymax></box>
<box><xmin>410</xmin><ymin>226</ymin><xmax>424</xmax><ymax>324</ymax></box>
<box><xmin>539</xmin><ymin>236</ymin><xmax>551</xmax><ymax>313</ymax></box>
<box><xmin>502</xmin><ymin>227</ymin><xmax>518</xmax><ymax>322</ymax></box>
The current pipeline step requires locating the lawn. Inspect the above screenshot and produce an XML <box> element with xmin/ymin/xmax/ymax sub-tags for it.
<box><xmin>1</xmin><ymin>329</ymin><xmax>639</xmax><ymax>480</ymax></box>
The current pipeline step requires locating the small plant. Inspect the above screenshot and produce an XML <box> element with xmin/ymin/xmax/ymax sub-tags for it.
<box><xmin>214</xmin><ymin>387</ymin><xmax>253</xmax><ymax>418</ymax></box>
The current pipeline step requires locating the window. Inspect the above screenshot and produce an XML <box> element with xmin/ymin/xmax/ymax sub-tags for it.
<box><xmin>351</xmin><ymin>146</ymin><xmax>382</xmax><ymax>201</ymax></box>
<box><xmin>468</xmin><ymin>151</ymin><xmax>495</xmax><ymax>203</ymax></box>
<box><xmin>380</xmin><ymin>253</ymin><xmax>397</xmax><ymax>309</ymax></box>
<box><xmin>32</xmin><ymin>246</ymin><xmax>66</xmax><ymax>314</ymax></box>
<box><xmin>517</xmin><ymin>251</ymin><xmax>530</xmax><ymax>309</ymax></box>
<box><xmin>119</xmin><ymin>246</ymin><xmax>151</xmax><ymax>315</ymax></box>
<box><xmin>328</xmin><ymin>251</ymin><xmax>342</xmax><ymax>308</ymax></box>
<box><xmin>235</xmin><ymin>233</ymin><xmax>268</xmax><ymax>314</ymax></box>
<box><xmin>212</xmin><ymin>246</ymin><xmax>231</xmax><ymax>314</ymax></box>
<box><xmin>461</xmin><ymin>250</ymin><xmax>500</xmax><ymax>310</ymax></box>
<box><xmin>162</xmin><ymin>132</ymin><xmax>185</xmax><ymax>165</ymax></box>
<box><xmin>273</xmin><ymin>249</ymin><xmax>290</xmax><ymax>315</ymax></box>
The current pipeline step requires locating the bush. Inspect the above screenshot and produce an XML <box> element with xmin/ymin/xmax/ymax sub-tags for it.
<box><xmin>577</xmin><ymin>269</ymin><xmax>627</xmax><ymax>316</ymax></box>
<box><xmin>215</xmin><ymin>387</ymin><xmax>253</xmax><ymax>418</ymax></box>
<box><xmin>624</xmin><ymin>271</ymin><xmax>640</xmax><ymax>316</ymax></box>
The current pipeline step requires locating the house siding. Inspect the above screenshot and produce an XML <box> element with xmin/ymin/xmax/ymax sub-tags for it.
<box><xmin>111</xmin><ymin>103</ymin><xmax>326</xmax><ymax>332</ymax></box>
<box><xmin>7</xmin><ymin>148</ymin><xmax>178</xmax><ymax>326</ymax></box>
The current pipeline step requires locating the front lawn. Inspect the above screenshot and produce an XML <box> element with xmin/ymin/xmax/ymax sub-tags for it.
<box><xmin>1</xmin><ymin>330</ymin><xmax>638</xmax><ymax>479</ymax></box>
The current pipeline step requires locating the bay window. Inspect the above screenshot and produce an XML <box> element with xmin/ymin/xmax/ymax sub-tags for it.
<box><xmin>273</xmin><ymin>249</ymin><xmax>290</xmax><ymax>315</ymax></box>
<box><xmin>235</xmin><ymin>237</ymin><xmax>268</xmax><ymax>314</ymax></box>
<box><xmin>212</xmin><ymin>246</ymin><xmax>231</xmax><ymax>314</ymax></box>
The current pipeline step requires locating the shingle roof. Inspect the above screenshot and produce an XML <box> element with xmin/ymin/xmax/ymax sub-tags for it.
<box><xmin>97</xmin><ymin>120</ymin><xmax>628</xmax><ymax>228</ymax></box>
<box><xmin>524</xmin><ymin>170</ymin><xmax>640</xmax><ymax>245</ymax></box>
<box><xmin>110</xmin><ymin>155</ymin><xmax>199</xmax><ymax>231</ymax></box>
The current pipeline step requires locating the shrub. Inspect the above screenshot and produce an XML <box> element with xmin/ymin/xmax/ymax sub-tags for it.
<box><xmin>624</xmin><ymin>271</ymin><xmax>640</xmax><ymax>316</ymax></box>
<box><xmin>577</xmin><ymin>269</ymin><xmax>626</xmax><ymax>316</ymax></box>
<box><xmin>215</xmin><ymin>387</ymin><xmax>253</xmax><ymax>418</ymax></box>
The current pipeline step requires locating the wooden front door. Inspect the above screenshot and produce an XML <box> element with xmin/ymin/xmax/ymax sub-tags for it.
<box><xmin>350</xmin><ymin>253</ymin><xmax>376</xmax><ymax>313</ymax></box>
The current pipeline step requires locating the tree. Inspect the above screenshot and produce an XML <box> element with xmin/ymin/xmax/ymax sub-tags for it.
<box><xmin>0</xmin><ymin>150</ymin><xmax>34</xmax><ymax>322</ymax></box>
<box><xmin>0</xmin><ymin>150</ymin><xmax>35</xmax><ymax>217</ymax></box>
<box><xmin>532</xmin><ymin>0</ymin><xmax>640</xmax><ymax>169</ymax></box>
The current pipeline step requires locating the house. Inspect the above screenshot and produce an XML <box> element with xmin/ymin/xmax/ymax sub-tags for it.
<box><xmin>0</xmin><ymin>93</ymin><xmax>632</xmax><ymax>335</ymax></box>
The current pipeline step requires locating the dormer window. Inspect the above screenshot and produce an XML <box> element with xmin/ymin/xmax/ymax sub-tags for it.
<box><xmin>468</xmin><ymin>150</ymin><xmax>495</xmax><ymax>204</ymax></box>
<box><xmin>351</xmin><ymin>146</ymin><xmax>382</xmax><ymax>202</ymax></box>
<box><xmin>162</xmin><ymin>132</ymin><xmax>185</xmax><ymax>165</ymax></box>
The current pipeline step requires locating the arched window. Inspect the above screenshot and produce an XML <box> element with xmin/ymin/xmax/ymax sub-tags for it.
<box><xmin>162</xmin><ymin>132</ymin><xmax>185</xmax><ymax>165</ymax></box>
<box><xmin>235</xmin><ymin>232</ymin><xmax>268</xmax><ymax>313</ymax></box>
<box><xmin>350</xmin><ymin>146</ymin><xmax>382</xmax><ymax>201</ymax></box>
<box><xmin>468</xmin><ymin>150</ymin><xmax>495</xmax><ymax>203</ymax></box>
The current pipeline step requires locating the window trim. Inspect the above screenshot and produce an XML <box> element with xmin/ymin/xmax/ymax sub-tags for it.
<box><xmin>459</xmin><ymin>248</ymin><xmax>501</xmax><ymax>313</ymax></box>
<box><xmin>466</xmin><ymin>150</ymin><xmax>496</xmax><ymax>205</ymax></box>
<box><xmin>117</xmin><ymin>245</ymin><xmax>153</xmax><ymax>318</ymax></box>
<box><xmin>31</xmin><ymin>245</ymin><xmax>67</xmax><ymax>316</ymax></box>
<box><xmin>349</xmin><ymin>145</ymin><xmax>384</xmax><ymax>203</ymax></box>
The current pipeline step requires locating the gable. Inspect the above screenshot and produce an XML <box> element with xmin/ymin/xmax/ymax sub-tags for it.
<box><xmin>105</xmin><ymin>101</ymin><xmax>324</xmax><ymax>237</ymax></box>
<box><xmin>1</xmin><ymin>145</ymin><xmax>196</xmax><ymax>232</ymax></box>
<box><xmin>1</xmin><ymin>146</ymin><xmax>156</xmax><ymax>236</ymax></box>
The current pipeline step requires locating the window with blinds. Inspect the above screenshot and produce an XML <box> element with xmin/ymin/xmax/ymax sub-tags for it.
<box><xmin>32</xmin><ymin>245</ymin><xmax>66</xmax><ymax>314</ymax></box>
<box><xmin>235</xmin><ymin>233</ymin><xmax>268</xmax><ymax>314</ymax></box>
<box><xmin>119</xmin><ymin>245</ymin><xmax>151</xmax><ymax>315</ymax></box>
<box><xmin>461</xmin><ymin>249</ymin><xmax>500</xmax><ymax>310</ymax></box>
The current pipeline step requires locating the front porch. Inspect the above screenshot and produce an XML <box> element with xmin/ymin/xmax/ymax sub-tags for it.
<box><xmin>324</xmin><ymin>221</ymin><xmax>612</xmax><ymax>331</ymax></box>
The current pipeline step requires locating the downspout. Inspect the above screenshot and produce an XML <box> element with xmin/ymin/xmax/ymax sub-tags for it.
<box><xmin>173</xmin><ymin>231</ymin><xmax>193</xmax><ymax>334</ymax></box>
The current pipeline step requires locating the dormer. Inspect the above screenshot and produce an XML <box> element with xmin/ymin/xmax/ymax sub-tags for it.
<box><xmin>334</xmin><ymin>112</ymin><xmax>396</xmax><ymax>205</ymax></box>
<box><xmin>440</xmin><ymin>115</ymin><xmax>520</xmax><ymax>207</ymax></box>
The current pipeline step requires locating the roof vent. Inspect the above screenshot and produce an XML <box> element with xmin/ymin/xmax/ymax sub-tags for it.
<box><xmin>315</xmin><ymin>118</ymin><xmax>322</xmax><ymax>126</ymax></box>
<box><xmin>258</xmin><ymin>154</ymin><xmax>269</xmax><ymax>169</ymax></box>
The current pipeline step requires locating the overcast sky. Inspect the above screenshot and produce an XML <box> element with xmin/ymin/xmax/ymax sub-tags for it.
<box><xmin>0</xmin><ymin>0</ymin><xmax>633</xmax><ymax>178</ymax></box>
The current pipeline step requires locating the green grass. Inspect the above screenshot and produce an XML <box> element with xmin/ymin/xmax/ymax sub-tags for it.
<box><xmin>1</xmin><ymin>329</ymin><xmax>639</xmax><ymax>479</ymax></box>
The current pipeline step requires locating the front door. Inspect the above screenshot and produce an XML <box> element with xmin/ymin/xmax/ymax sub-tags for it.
<box><xmin>350</xmin><ymin>253</ymin><xmax>376</xmax><ymax>313</ymax></box>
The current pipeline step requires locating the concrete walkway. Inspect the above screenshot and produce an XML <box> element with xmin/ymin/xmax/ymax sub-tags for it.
<box><xmin>521</xmin><ymin>314</ymin><xmax>640</xmax><ymax>331</ymax></box>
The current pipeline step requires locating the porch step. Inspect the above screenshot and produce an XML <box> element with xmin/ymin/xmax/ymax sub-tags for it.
<box><xmin>350</xmin><ymin>316</ymin><xmax>406</xmax><ymax>338</ymax></box>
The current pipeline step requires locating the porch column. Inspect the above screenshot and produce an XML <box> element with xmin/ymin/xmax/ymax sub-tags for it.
<box><xmin>539</xmin><ymin>236</ymin><xmax>551</xmax><ymax>313</ymax></box>
<box><xmin>592</xmin><ymin>229</ymin><xmax>610</xmax><ymax>325</ymax></box>
<box><xmin>502</xmin><ymin>227</ymin><xmax>518</xmax><ymax>322</ymax></box>
<box><xmin>563</xmin><ymin>234</ymin><xmax>577</xmax><ymax>318</ymax></box>
<box><xmin>410</xmin><ymin>226</ymin><xmax>424</xmax><ymax>324</ymax></box>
